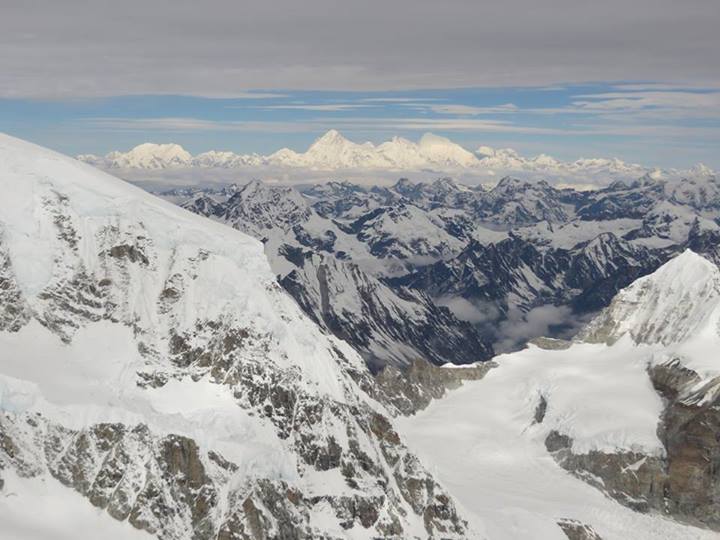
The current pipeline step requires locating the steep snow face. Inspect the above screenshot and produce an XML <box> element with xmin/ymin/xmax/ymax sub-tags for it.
<box><xmin>416</xmin><ymin>133</ymin><xmax>478</xmax><ymax>168</ymax></box>
<box><xmin>212</xmin><ymin>179</ymin><xmax>313</xmax><ymax>237</ymax></box>
<box><xmin>0</xmin><ymin>134</ymin><xmax>354</xmax><ymax>398</ymax></box>
<box><xmin>0</xmin><ymin>133</ymin><xmax>471</xmax><ymax>539</ymax></box>
<box><xmin>582</xmin><ymin>250</ymin><xmax>720</xmax><ymax>351</ymax></box>
<box><xmin>375</xmin><ymin>136</ymin><xmax>429</xmax><ymax>169</ymax></box>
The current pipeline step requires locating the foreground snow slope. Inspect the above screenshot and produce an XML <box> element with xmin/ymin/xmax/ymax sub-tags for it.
<box><xmin>397</xmin><ymin>341</ymin><xmax>718</xmax><ymax>540</ymax></box>
<box><xmin>0</xmin><ymin>470</ymin><xmax>153</xmax><ymax>540</ymax></box>
<box><xmin>0</xmin><ymin>133</ymin><xmax>470</xmax><ymax>539</ymax></box>
<box><xmin>397</xmin><ymin>362</ymin><xmax>716</xmax><ymax>540</ymax></box>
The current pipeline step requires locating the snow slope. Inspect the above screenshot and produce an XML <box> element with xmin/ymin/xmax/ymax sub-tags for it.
<box><xmin>397</xmin><ymin>358</ymin><xmax>715</xmax><ymax>540</ymax></box>
<box><xmin>582</xmin><ymin>249</ymin><xmax>720</xmax><ymax>378</ymax></box>
<box><xmin>0</xmin><ymin>469</ymin><xmax>153</xmax><ymax>540</ymax></box>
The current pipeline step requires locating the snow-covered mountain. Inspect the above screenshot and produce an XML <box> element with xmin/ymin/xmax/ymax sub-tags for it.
<box><xmin>398</xmin><ymin>250</ymin><xmax>720</xmax><ymax>538</ymax></box>
<box><xmin>167</xmin><ymin>171</ymin><xmax>720</xmax><ymax>355</ymax></box>
<box><xmin>80</xmin><ymin>142</ymin><xmax>193</xmax><ymax>169</ymax></box>
<box><xmin>0</xmin><ymin>133</ymin><xmax>471</xmax><ymax>539</ymax></box>
<box><xmin>78</xmin><ymin>130</ymin><xmax>715</xmax><ymax>183</ymax></box>
<box><xmin>475</xmin><ymin>145</ymin><xmax>658</xmax><ymax>180</ymax></box>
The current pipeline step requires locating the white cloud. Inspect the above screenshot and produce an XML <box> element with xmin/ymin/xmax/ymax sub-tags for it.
<box><xmin>495</xmin><ymin>305</ymin><xmax>592</xmax><ymax>352</ymax></box>
<box><xmin>417</xmin><ymin>103</ymin><xmax>519</xmax><ymax>116</ymax></box>
<box><xmin>259</xmin><ymin>104</ymin><xmax>370</xmax><ymax>111</ymax></box>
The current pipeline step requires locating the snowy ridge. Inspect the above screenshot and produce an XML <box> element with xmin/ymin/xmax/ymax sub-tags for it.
<box><xmin>582</xmin><ymin>250</ymin><xmax>720</xmax><ymax>348</ymax></box>
<box><xmin>77</xmin><ymin>129</ymin><xmax>716</xmax><ymax>182</ymax></box>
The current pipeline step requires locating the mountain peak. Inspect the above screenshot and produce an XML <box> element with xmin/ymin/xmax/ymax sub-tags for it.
<box><xmin>581</xmin><ymin>249</ymin><xmax>720</xmax><ymax>346</ymax></box>
<box><xmin>688</xmin><ymin>163</ymin><xmax>716</xmax><ymax>179</ymax></box>
<box><xmin>311</xmin><ymin>129</ymin><xmax>351</xmax><ymax>147</ymax></box>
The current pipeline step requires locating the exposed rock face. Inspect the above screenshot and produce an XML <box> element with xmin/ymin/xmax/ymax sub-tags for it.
<box><xmin>545</xmin><ymin>358</ymin><xmax>720</xmax><ymax>531</ymax></box>
<box><xmin>280</xmin><ymin>251</ymin><xmax>493</xmax><ymax>371</ymax></box>
<box><xmin>545</xmin><ymin>430</ymin><xmax>667</xmax><ymax>514</ymax></box>
<box><xmin>529</xmin><ymin>337</ymin><xmax>572</xmax><ymax>350</ymax></box>
<box><xmin>651</xmin><ymin>362</ymin><xmax>720</xmax><ymax>529</ymax></box>
<box><xmin>557</xmin><ymin>518</ymin><xmax>604</xmax><ymax>540</ymax></box>
<box><xmin>1</xmin><ymin>409</ymin><xmax>469</xmax><ymax>540</ymax></box>
<box><xmin>374</xmin><ymin>358</ymin><xmax>496</xmax><ymax>416</ymax></box>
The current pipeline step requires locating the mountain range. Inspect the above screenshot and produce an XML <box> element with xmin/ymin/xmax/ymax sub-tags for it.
<box><xmin>164</xmin><ymin>169</ymin><xmax>720</xmax><ymax>365</ymax></box>
<box><xmin>77</xmin><ymin>130</ymin><xmax>715</xmax><ymax>184</ymax></box>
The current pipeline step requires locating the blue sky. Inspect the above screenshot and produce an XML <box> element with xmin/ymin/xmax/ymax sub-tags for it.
<box><xmin>2</xmin><ymin>83</ymin><xmax>719</xmax><ymax>169</ymax></box>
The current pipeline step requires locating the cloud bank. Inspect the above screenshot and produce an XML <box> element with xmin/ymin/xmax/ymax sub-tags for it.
<box><xmin>1</xmin><ymin>0</ymin><xmax>718</xmax><ymax>97</ymax></box>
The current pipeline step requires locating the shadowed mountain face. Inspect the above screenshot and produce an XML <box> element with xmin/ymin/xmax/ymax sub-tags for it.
<box><xmin>163</xmin><ymin>171</ymin><xmax>720</xmax><ymax>363</ymax></box>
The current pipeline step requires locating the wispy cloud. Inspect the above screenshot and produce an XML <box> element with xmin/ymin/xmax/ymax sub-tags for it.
<box><xmin>80</xmin><ymin>115</ymin><xmax>578</xmax><ymax>136</ymax></box>
<box><xmin>259</xmin><ymin>103</ymin><xmax>370</xmax><ymax>111</ymax></box>
<box><xmin>357</xmin><ymin>97</ymin><xmax>445</xmax><ymax>103</ymax></box>
<box><xmin>572</xmin><ymin>90</ymin><xmax>720</xmax><ymax>111</ymax></box>
<box><xmin>219</xmin><ymin>91</ymin><xmax>289</xmax><ymax>99</ymax></box>
<box><xmin>80</xmin><ymin>110</ymin><xmax>720</xmax><ymax>142</ymax></box>
<box><xmin>415</xmin><ymin>103</ymin><xmax>519</xmax><ymax>116</ymax></box>
<box><xmin>83</xmin><ymin>117</ymin><xmax>314</xmax><ymax>133</ymax></box>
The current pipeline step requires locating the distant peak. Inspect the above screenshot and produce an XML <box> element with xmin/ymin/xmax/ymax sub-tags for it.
<box><xmin>313</xmin><ymin>129</ymin><xmax>349</xmax><ymax>145</ymax></box>
<box><xmin>418</xmin><ymin>132</ymin><xmax>453</xmax><ymax>147</ymax></box>
<box><xmin>688</xmin><ymin>163</ymin><xmax>716</xmax><ymax>178</ymax></box>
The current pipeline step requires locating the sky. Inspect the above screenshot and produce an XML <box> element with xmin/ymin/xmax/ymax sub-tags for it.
<box><xmin>1</xmin><ymin>0</ymin><xmax>719</xmax><ymax>169</ymax></box>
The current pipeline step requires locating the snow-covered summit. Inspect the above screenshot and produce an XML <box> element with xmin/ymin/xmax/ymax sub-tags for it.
<box><xmin>102</xmin><ymin>142</ymin><xmax>193</xmax><ymax>169</ymax></box>
<box><xmin>0</xmin><ymin>133</ymin><xmax>360</xmax><ymax>397</ymax></box>
<box><xmin>582</xmin><ymin>249</ymin><xmax>720</xmax><ymax>348</ymax></box>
